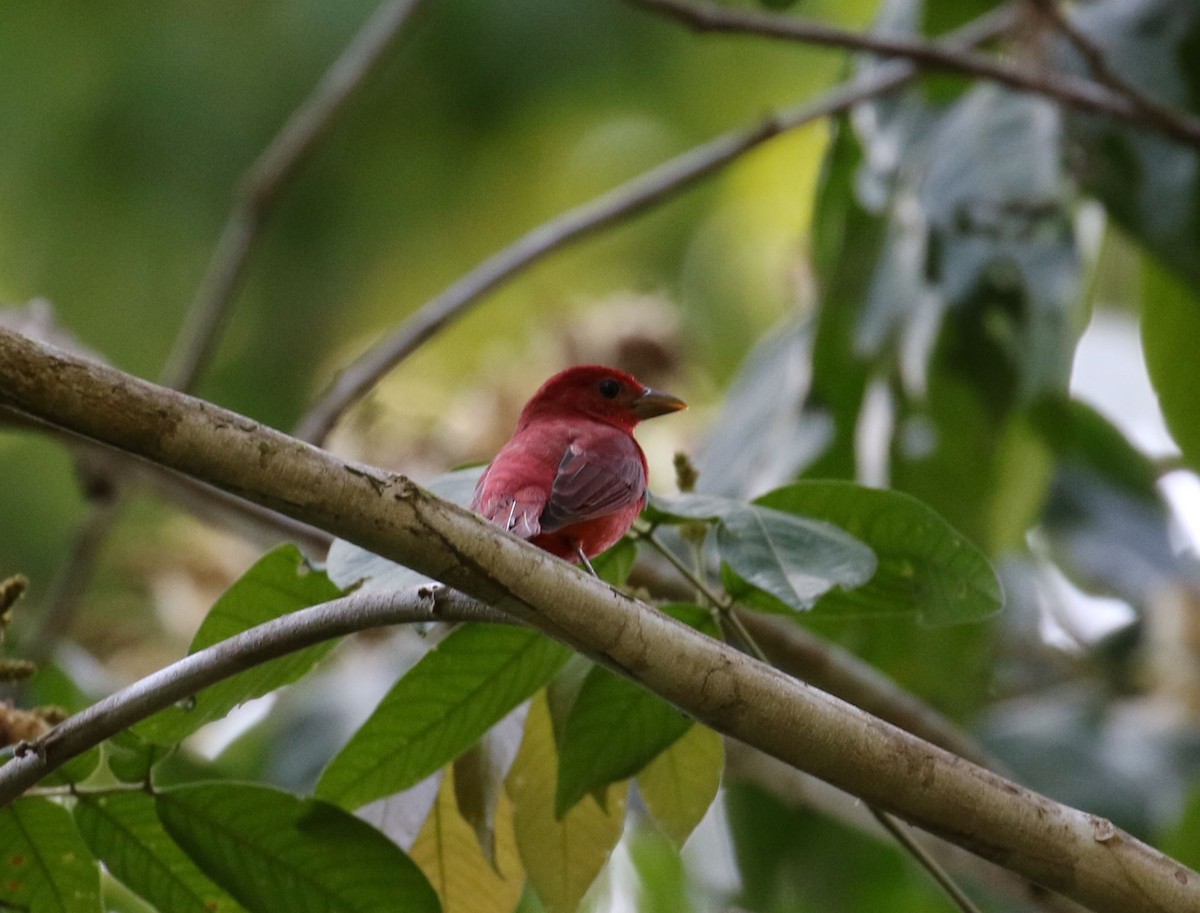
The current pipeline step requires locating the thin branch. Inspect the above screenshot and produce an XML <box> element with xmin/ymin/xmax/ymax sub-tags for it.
<box><xmin>23</xmin><ymin>497</ymin><xmax>124</xmax><ymax>663</ymax></box>
<box><xmin>293</xmin><ymin>6</ymin><xmax>1017</xmax><ymax>444</ymax></box>
<box><xmin>2</xmin><ymin>328</ymin><xmax>1198</xmax><ymax>913</ymax></box>
<box><xmin>160</xmin><ymin>0</ymin><xmax>432</xmax><ymax>392</ymax></box>
<box><xmin>1028</xmin><ymin>0</ymin><xmax>1179</xmax><ymax>124</ymax></box>
<box><xmin>870</xmin><ymin>806</ymin><xmax>987</xmax><ymax>913</ymax></box>
<box><xmin>626</xmin><ymin>0</ymin><xmax>1200</xmax><ymax>151</ymax></box>
<box><xmin>3</xmin><ymin>586</ymin><xmax>507</xmax><ymax>787</ymax></box>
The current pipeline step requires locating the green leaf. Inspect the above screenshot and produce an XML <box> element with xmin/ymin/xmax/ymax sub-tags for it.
<box><xmin>555</xmin><ymin>666</ymin><xmax>691</xmax><ymax>818</ymax></box>
<box><xmin>1029</xmin><ymin>395</ymin><xmax>1161</xmax><ymax>500</ymax></box>
<box><xmin>157</xmin><ymin>783</ymin><xmax>438</xmax><ymax>913</ymax></box>
<box><xmin>650</xmin><ymin>494</ymin><xmax>878</xmax><ymax>612</ymax></box>
<box><xmin>643</xmin><ymin>492</ymin><xmax>743</xmax><ymax>525</ymax></box>
<box><xmin>554</xmin><ymin>605</ymin><xmax>715</xmax><ymax>818</ymax></box>
<box><xmin>1160</xmin><ymin>780</ymin><xmax>1200</xmax><ymax>872</ymax></box>
<box><xmin>717</xmin><ymin>504</ymin><xmax>877</xmax><ymax>611</ymax></box>
<box><xmin>0</xmin><ymin>798</ymin><xmax>101</xmax><ymax>912</ymax></box>
<box><xmin>1142</xmin><ymin>257</ymin><xmax>1200</xmax><ymax>472</ymax></box>
<box><xmin>890</xmin><ymin>372</ymin><xmax>1054</xmax><ymax>554</ymax></box>
<box><xmin>75</xmin><ymin>791</ymin><xmax>245</xmax><ymax>913</ymax></box>
<box><xmin>920</xmin><ymin>87</ymin><xmax>1079</xmax><ymax>400</ymax></box>
<box><xmin>591</xmin><ymin>537</ymin><xmax>637</xmax><ymax>587</ymax></box>
<box><xmin>135</xmin><ymin>544</ymin><xmax>342</xmax><ymax>745</ymax></box>
<box><xmin>693</xmin><ymin>318</ymin><xmax>830</xmax><ymax>496</ymax></box>
<box><xmin>809</xmin><ymin>114</ymin><xmax>879</xmax><ymax>470</ymax></box>
<box><xmin>317</xmin><ymin>624</ymin><xmax>570</xmax><ymax>809</ymax></box>
<box><xmin>104</xmin><ymin>730</ymin><xmax>168</xmax><ymax>784</ymax></box>
<box><xmin>753</xmin><ymin>482</ymin><xmax>1002</xmax><ymax>625</ymax></box>
<box><xmin>42</xmin><ymin>747</ymin><xmax>101</xmax><ymax>788</ymax></box>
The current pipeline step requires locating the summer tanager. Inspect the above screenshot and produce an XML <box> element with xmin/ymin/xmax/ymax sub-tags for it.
<box><xmin>470</xmin><ymin>365</ymin><xmax>686</xmax><ymax>566</ymax></box>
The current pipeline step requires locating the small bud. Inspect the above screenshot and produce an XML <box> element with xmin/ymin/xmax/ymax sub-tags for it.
<box><xmin>0</xmin><ymin>575</ymin><xmax>28</xmax><ymax>615</ymax></box>
<box><xmin>673</xmin><ymin>452</ymin><xmax>699</xmax><ymax>494</ymax></box>
<box><xmin>0</xmin><ymin>659</ymin><xmax>36</xmax><ymax>684</ymax></box>
<box><xmin>0</xmin><ymin>703</ymin><xmax>53</xmax><ymax>748</ymax></box>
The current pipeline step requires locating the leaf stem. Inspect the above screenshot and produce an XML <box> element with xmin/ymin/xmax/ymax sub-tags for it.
<box><xmin>871</xmin><ymin>807</ymin><xmax>986</xmax><ymax>913</ymax></box>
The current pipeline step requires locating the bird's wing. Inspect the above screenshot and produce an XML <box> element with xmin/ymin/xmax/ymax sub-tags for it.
<box><xmin>471</xmin><ymin>468</ymin><xmax>547</xmax><ymax>540</ymax></box>
<box><xmin>539</xmin><ymin>436</ymin><xmax>646</xmax><ymax>534</ymax></box>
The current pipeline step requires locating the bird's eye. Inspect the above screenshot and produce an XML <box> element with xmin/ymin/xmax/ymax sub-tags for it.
<box><xmin>598</xmin><ymin>378</ymin><xmax>621</xmax><ymax>399</ymax></box>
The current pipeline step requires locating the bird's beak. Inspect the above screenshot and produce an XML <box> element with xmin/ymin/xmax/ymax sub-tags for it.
<box><xmin>631</xmin><ymin>387</ymin><xmax>687</xmax><ymax>420</ymax></box>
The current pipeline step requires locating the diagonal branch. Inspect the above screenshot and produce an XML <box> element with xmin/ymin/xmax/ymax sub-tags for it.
<box><xmin>293</xmin><ymin>6</ymin><xmax>1016</xmax><ymax>444</ymax></box>
<box><xmin>0</xmin><ymin>326</ymin><xmax>1196</xmax><ymax>913</ymax></box>
<box><xmin>734</xmin><ymin>609</ymin><xmax>1005</xmax><ymax>772</ymax></box>
<box><xmin>1028</xmin><ymin>0</ymin><xmax>1178</xmax><ymax>122</ymax></box>
<box><xmin>160</xmin><ymin>0</ymin><xmax>432</xmax><ymax>392</ymax></box>
<box><xmin>625</xmin><ymin>0</ymin><xmax>1200</xmax><ymax>151</ymax></box>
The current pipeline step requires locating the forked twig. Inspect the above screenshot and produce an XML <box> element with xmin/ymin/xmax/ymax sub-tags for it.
<box><xmin>626</xmin><ymin>0</ymin><xmax>1200</xmax><ymax>149</ymax></box>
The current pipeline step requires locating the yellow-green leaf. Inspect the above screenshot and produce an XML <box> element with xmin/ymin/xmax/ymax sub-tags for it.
<box><xmin>410</xmin><ymin>764</ymin><xmax>523</xmax><ymax>913</ymax></box>
<box><xmin>637</xmin><ymin>723</ymin><xmax>724</xmax><ymax>847</ymax></box>
<box><xmin>506</xmin><ymin>693</ymin><xmax>627</xmax><ymax>913</ymax></box>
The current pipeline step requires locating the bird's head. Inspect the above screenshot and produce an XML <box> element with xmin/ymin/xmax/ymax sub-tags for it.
<box><xmin>519</xmin><ymin>364</ymin><xmax>687</xmax><ymax>432</ymax></box>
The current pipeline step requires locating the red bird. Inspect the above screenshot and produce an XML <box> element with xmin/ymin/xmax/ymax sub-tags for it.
<box><xmin>471</xmin><ymin>365</ymin><xmax>686</xmax><ymax>568</ymax></box>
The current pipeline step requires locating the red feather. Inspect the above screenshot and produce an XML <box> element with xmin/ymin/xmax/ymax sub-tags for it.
<box><xmin>471</xmin><ymin>365</ymin><xmax>685</xmax><ymax>562</ymax></box>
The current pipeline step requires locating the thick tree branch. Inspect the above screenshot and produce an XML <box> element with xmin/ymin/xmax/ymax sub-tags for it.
<box><xmin>160</xmin><ymin>0</ymin><xmax>432</xmax><ymax>391</ymax></box>
<box><xmin>631</xmin><ymin>559</ymin><xmax>1002</xmax><ymax>770</ymax></box>
<box><xmin>294</xmin><ymin>6</ymin><xmax>1015</xmax><ymax>444</ymax></box>
<box><xmin>2</xmin><ymin>407</ymin><xmax>331</xmax><ymax>553</ymax></box>
<box><xmin>0</xmin><ymin>328</ymin><xmax>1195</xmax><ymax>913</ymax></box>
<box><xmin>734</xmin><ymin>610</ymin><xmax>1005</xmax><ymax>773</ymax></box>
<box><xmin>626</xmin><ymin>0</ymin><xmax>1200</xmax><ymax>151</ymax></box>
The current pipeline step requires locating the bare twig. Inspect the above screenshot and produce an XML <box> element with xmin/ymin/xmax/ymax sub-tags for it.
<box><xmin>160</xmin><ymin>0</ymin><xmax>432</xmax><ymax>391</ymax></box>
<box><xmin>4</xmin><ymin>586</ymin><xmax>507</xmax><ymax>788</ymax></box>
<box><xmin>23</xmin><ymin>498</ymin><xmax>124</xmax><ymax>662</ymax></box>
<box><xmin>625</xmin><ymin>0</ymin><xmax>1200</xmax><ymax>151</ymax></box>
<box><xmin>1</xmin><ymin>326</ymin><xmax>1197</xmax><ymax>912</ymax></box>
<box><xmin>1028</xmin><ymin>0</ymin><xmax>1178</xmax><ymax>123</ymax></box>
<box><xmin>293</xmin><ymin>6</ymin><xmax>1017</xmax><ymax>444</ymax></box>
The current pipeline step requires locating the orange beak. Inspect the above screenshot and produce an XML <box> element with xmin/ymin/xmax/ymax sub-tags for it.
<box><xmin>631</xmin><ymin>387</ymin><xmax>687</xmax><ymax>420</ymax></box>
